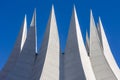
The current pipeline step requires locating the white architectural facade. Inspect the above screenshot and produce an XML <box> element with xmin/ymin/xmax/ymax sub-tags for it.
<box><xmin>0</xmin><ymin>5</ymin><xmax>119</xmax><ymax>80</ymax></box>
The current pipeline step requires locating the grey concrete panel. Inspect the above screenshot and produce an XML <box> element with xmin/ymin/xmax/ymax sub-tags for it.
<box><xmin>86</xmin><ymin>31</ymin><xmax>90</xmax><ymax>56</ymax></box>
<box><xmin>64</xmin><ymin>7</ymin><xmax>87</xmax><ymax>80</ymax></box>
<box><xmin>6</xmin><ymin>10</ymin><xmax>37</xmax><ymax>80</ymax></box>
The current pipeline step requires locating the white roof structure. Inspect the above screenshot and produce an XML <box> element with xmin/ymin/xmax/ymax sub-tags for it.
<box><xmin>0</xmin><ymin>5</ymin><xmax>119</xmax><ymax>80</ymax></box>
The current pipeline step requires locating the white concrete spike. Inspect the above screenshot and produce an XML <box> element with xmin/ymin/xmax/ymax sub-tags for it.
<box><xmin>99</xmin><ymin>17</ymin><xmax>120</xmax><ymax>79</ymax></box>
<box><xmin>89</xmin><ymin>11</ymin><xmax>117</xmax><ymax>79</ymax></box>
<box><xmin>33</xmin><ymin>5</ymin><xmax>60</xmax><ymax>80</ymax></box>
<box><xmin>21</xmin><ymin>14</ymin><xmax>27</xmax><ymax>50</ymax></box>
<box><xmin>90</xmin><ymin>10</ymin><xmax>96</xmax><ymax>33</ymax></box>
<box><xmin>74</xmin><ymin>7</ymin><xmax>96</xmax><ymax>80</ymax></box>
<box><xmin>40</xmin><ymin>5</ymin><xmax>60</xmax><ymax>80</ymax></box>
<box><xmin>30</xmin><ymin>9</ymin><xmax>37</xmax><ymax>52</ymax></box>
<box><xmin>30</xmin><ymin>9</ymin><xmax>36</xmax><ymax>27</ymax></box>
<box><xmin>90</xmin><ymin>10</ymin><xmax>102</xmax><ymax>56</ymax></box>
<box><xmin>64</xmin><ymin>6</ymin><xmax>96</xmax><ymax>80</ymax></box>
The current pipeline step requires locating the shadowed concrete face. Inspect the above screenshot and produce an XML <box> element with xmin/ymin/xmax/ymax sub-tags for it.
<box><xmin>0</xmin><ymin>15</ymin><xmax>27</xmax><ymax>80</ymax></box>
<box><xmin>86</xmin><ymin>31</ymin><xmax>90</xmax><ymax>56</ymax></box>
<box><xmin>63</xmin><ymin>6</ymin><xmax>96</xmax><ymax>80</ymax></box>
<box><xmin>90</xmin><ymin>11</ymin><xmax>117</xmax><ymax>80</ymax></box>
<box><xmin>6</xmin><ymin>10</ymin><xmax>37</xmax><ymax>80</ymax></box>
<box><xmin>32</xmin><ymin>5</ymin><xmax>60</xmax><ymax>80</ymax></box>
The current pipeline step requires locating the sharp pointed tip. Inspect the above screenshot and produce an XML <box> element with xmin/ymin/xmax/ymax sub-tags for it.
<box><xmin>90</xmin><ymin>9</ymin><xmax>92</xmax><ymax>13</ymax></box>
<box><xmin>90</xmin><ymin>9</ymin><xmax>93</xmax><ymax>17</ymax></box>
<box><xmin>24</xmin><ymin>14</ymin><xmax>27</xmax><ymax>20</ymax></box>
<box><xmin>34</xmin><ymin>8</ymin><xmax>36</xmax><ymax>15</ymax></box>
<box><xmin>98</xmin><ymin>17</ymin><xmax>102</xmax><ymax>23</ymax></box>
<box><xmin>51</xmin><ymin>4</ymin><xmax>55</xmax><ymax>12</ymax></box>
<box><xmin>86</xmin><ymin>30</ymin><xmax>88</xmax><ymax>34</ymax></box>
<box><xmin>98</xmin><ymin>16</ymin><xmax>102</xmax><ymax>25</ymax></box>
<box><xmin>73</xmin><ymin>4</ymin><xmax>75</xmax><ymax>10</ymax></box>
<box><xmin>25</xmin><ymin>14</ymin><xmax>27</xmax><ymax>18</ymax></box>
<box><xmin>52</xmin><ymin>4</ymin><xmax>54</xmax><ymax>8</ymax></box>
<box><xmin>50</xmin><ymin>4</ymin><xmax>55</xmax><ymax>18</ymax></box>
<box><xmin>23</xmin><ymin>14</ymin><xmax>27</xmax><ymax>25</ymax></box>
<box><xmin>98</xmin><ymin>17</ymin><xmax>103</xmax><ymax>29</ymax></box>
<box><xmin>72</xmin><ymin>5</ymin><xmax>77</xmax><ymax>18</ymax></box>
<box><xmin>34</xmin><ymin>8</ymin><xmax>36</xmax><ymax>11</ymax></box>
<box><xmin>30</xmin><ymin>9</ymin><xmax>36</xmax><ymax>27</ymax></box>
<box><xmin>73</xmin><ymin>5</ymin><xmax>76</xmax><ymax>13</ymax></box>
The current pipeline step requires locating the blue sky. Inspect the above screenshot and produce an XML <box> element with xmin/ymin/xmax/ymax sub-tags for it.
<box><xmin>0</xmin><ymin>0</ymin><xmax>120</xmax><ymax>70</ymax></box>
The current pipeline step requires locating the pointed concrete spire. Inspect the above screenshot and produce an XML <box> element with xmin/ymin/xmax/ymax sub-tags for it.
<box><xmin>7</xmin><ymin>10</ymin><xmax>37</xmax><ymax>80</ymax></box>
<box><xmin>90</xmin><ymin>10</ymin><xmax>97</xmax><ymax>36</ymax></box>
<box><xmin>32</xmin><ymin>5</ymin><xmax>60</xmax><ymax>80</ymax></box>
<box><xmin>64</xmin><ymin>6</ymin><xmax>96</xmax><ymax>80</ymax></box>
<box><xmin>89</xmin><ymin>11</ymin><xmax>117</xmax><ymax>79</ymax></box>
<box><xmin>30</xmin><ymin>8</ymin><xmax>37</xmax><ymax>52</ymax></box>
<box><xmin>30</xmin><ymin>8</ymin><xmax>36</xmax><ymax>27</ymax></box>
<box><xmin>0</xmin><ymin>15</ymin><xmax>27</xmax><ymax>80</ymax></box>
<box><xmin>86</xmin><ymin>31</ymin><xmax>90</xmax><ymax>56</ymax></box>
<box><xmin>99</xmin><ymin>17</ymin><xmax>120</xmax><ymax>79</ymax></box>
<box><xmin>90</xmin><ymin>10</ymin><xmax>101</xmax><ymax>56</ymax></box>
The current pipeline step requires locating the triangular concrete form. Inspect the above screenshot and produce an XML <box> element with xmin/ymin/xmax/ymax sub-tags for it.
<box><xmin>98</xmin><ymin>17</ymin><xmax>120</xmax><ymax>79</ymax></box>
<box><xmin>0</xmin><ymin>15</ymin><xmax>27</xmax><ymax>80</ymax></box>
<box><xmin>63</xmin><ymin>6</ymin><xmax>96</xmax><ymax>80</ymax></box>
<box><xmin>6</xmin><ymin>9</ymin><xmax>37</xmax><ymax>80</ymax></box>
<box><xmin>89</xmin><ymin>10</ymin><xmax>102</xmax><ymax>56</ymax></box>
<box><xmin>32</xmin><ymin>5</ymin><xmax>60</xmax><ymax>80</ymax></box>
<box><xmin>86</xmin><ymin>31</ymin><xmax>90</xmax><ymax>56</ymax></box>
<box><xmin>89</xmin><ymin>10</ymin><xmax>117</xmax><ymax>80</ymax></box>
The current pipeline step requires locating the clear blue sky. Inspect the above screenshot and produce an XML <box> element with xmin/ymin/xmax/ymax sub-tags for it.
<box><xmin>0</xmin><ymin>0</ymin><xmax>120</xmax><ymax>70</ymax></box>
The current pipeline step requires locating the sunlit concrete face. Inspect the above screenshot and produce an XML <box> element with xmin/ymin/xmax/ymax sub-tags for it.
<box><xmin>0</xmin><ymin>5</ymin><xmax>120</xmax><ymax>80</ymax></box>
